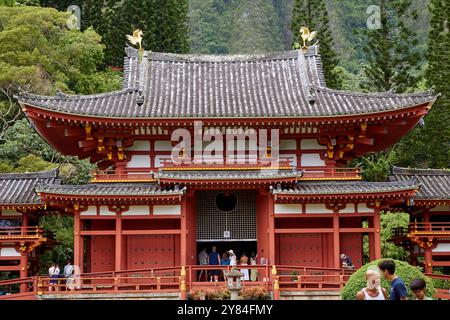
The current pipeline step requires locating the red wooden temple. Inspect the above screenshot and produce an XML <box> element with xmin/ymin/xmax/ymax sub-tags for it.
<box><xmin>389</xmin><ymin>167</ymin><xmax>450</xmax><ymax>274</ymax></box>
<box><xmin>0</xmin><ymin>45</ymin><xmax>445</xmax><ymax>298</ymax></box>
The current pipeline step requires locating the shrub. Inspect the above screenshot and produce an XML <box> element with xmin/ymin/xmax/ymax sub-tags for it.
<box><xmin>341</xmin><ymin>259</ymin><xmax>435</xmax><ymax>300</ymax></box>
<box><xmin>240</xmin><ymin>286</ymin><xmax>270</xmax><ymax>300</ymax></box>
<box><xmin>189</xmin><ymin>289</ymin><xmax>206</xmax><ymax>300</ymax></box>
<box><xmin>189</xmin><ymin>287</ymin><xmax>230</xmax><ymax>300</ymax></box>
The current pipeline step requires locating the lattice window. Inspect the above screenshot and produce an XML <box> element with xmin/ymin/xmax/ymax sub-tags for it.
<box><xmin>196</xmin><ymin>190</ymin><xmax>256</xmax><ymax>241</ymax></box>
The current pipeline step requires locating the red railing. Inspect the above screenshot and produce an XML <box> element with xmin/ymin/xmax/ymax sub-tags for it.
<box><xmin>425</xmin><ymin>273</ymin><xmax>450</xmax><ymax>300</ymax></box>
<box><xmin>160</xmin><ymin>158</ymin><xmax>293</xmax><ymax>170</ymax></box>
<box><xmin>0</xmin><ymin>226</ymin><xmax>44</xmax><ymax>240</ymax></box>
<box><xmin>0</xmin><ymin>265</ymin><xmax>355</xmax><ymax>299</ymax></box>
<box><xmin>409</xmin><ymin>222</ymin><xmax>450</xmax><ymax>235</ymax></box>
<box><xmin>91</xmin><ymin>169</ymin><xmax>155</xmax><ymax>182</ymax></box>
<box><xmin>301</xmin><ymin>167</ymin><xmax>361</xmax><ymax>180</ymax></box>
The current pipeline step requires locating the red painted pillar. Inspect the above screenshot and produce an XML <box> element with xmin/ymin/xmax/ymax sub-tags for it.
<box><xmin>74</xmin><ymin>211</ymin><xmax>82</xmax><ymax>272</ymax></box>
<box><xmin>115</xmin><ymin>215</ymin><xmax>122</xmax><ymax>272</ymax></box>
<box><xmin>368</xmin><ymin>217</ymin><xmax>375</xmax><ymax>261</ymax></box>
<box><xmin>268</xmin><ymin>195</ymin><xmax>276</xmax><ymax>265</ymax></box>
<box><xmin>181</xmin><ymin>196</ymin><xmax>187</xmax><ymax>267</ymax></box>
<box><xmin>373</xmin><ymin>208</ymin><xmax>381</xmax><ymax>260</ymax></box>
<box><xmin>333</xmin><ymin>213</ymin><xmax>340</xmax><ymax>268</ymax></box>
<box><xmin>423</xmin><ymin>208</ymin><xmax>432</xmax><ymax>273</ymax></box>
<box><xmin>20</xmin><ymin>212</ymin><xmax>29</xmax><ymax>292</ymax></box>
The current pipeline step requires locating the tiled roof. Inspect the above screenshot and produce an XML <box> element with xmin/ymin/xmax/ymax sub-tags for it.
<box><xmin>271</xmin><ymin>180</ymin><xmax>419</xmax><ymax>195</ymax></box>
<box><xmin>156</xmin><ymin>169</ymin><xmax>303</xmax><ymax>181</ymax></box>
<box><xmin>36</xmin><ymin>183</ymin><xmax>185</xmax><ymax>197</ymax></box>
<box><xmin>0</xmin><ymin>169</ymin><xmax>59</xmax><ymax>206</ymax></box>
<box><xmin>390</xmin><ymin>167</ymin><xmax>450</xmax><ymax>200</ymax></box>
<box><xmin>16</xmin><ymin>46</ymin><xmax>438</xmax><ymax>119</ymax></box>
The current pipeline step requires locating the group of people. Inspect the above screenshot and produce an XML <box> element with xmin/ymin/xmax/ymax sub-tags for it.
<box><xmin>48</xmin><ymin>260</ymin><xmax>74</xmax><ymax>291</ymax></box>
<box><xmin>356</xmin><ymin>259</ymin><xmax>432</xmax><ymax>300</ymax></box>
<box><xmin>198</xmin><ymin>246</ymin><xmax>258</xmax><ymax>282</ymax></box>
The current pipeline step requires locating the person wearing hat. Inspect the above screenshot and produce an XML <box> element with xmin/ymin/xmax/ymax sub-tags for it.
<box><xmin>228</xmin><ymin>250</ymin><xmax>237</xmax><ymax>266</ymax></box>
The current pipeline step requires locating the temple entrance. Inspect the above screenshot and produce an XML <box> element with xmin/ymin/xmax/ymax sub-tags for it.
<box><xmin>195</xmin><ymin>190</ymin><xmax>257</xmax><ymax>266</ymax></box>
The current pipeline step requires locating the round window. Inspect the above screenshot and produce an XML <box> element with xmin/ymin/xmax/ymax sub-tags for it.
<box><xmin>216</xmin><ymin>192</ymin><xmax>237</xmax><ymax>212</ymax></box>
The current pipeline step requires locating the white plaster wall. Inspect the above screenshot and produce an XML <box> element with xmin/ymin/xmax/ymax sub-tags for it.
<box><xmin>122</xmin><ymin>206</ymin><xmax>150</xmax><ymax>216</ymax></box>
<box><xmin>358</xmin><ymin>204</ymin><xmax>374</xmax><ymax>213</ymax></box>
<box><xmin>125</xmin><ymin>140</ymin><xmax>151</xmax><ymax>151</ymax></box>
<box><xmin>80</xmin><ymin>206</ymin><xmax>97</xmax><ymax>216</ymax></box>
<box><xmin>430</xmin><ymin>205</ymin><xmax>450</xmax><ymax>212</ymax></box>
<box><xmin>279</xmin><ymin>154</ymin><xmax>297</xmax><ymax>167</ymax></box>
<box><xmin>154</xmin><ymin>140</ymin><xmax>173</xmax><ymax>151</ymax></box>
<box><xmin>1</xmin><ymin>209</ymin><xmax>22</xmax><ymax>216</ymax></box>
<box><xmin>300</xmin><ymin>154</ymin><xmax>325</xmax><ymax>167</ymax></box>
<box><xmin>274</xmin><ymin>204</ymin><xmax>302</xmax><ymax>214</ymax></box>
<box><xmin>280</xmin><ymin>139</ymin><xmax>297</xmax><ymax>150</ymax></box>
<box><xmin>301</xmin><ymin>139</ymin><xmax>326</xmax><ymax>150</ymax></box>
<box><xmin>339</xmin><ymin>204</ymin><xmax>356</xmax><ymax>213</ymax></box>
<box><xmin>99</xmin><ymin>206</ymin><xmax>115</xmax><ymax>216</ymax></box>
<box><xmin>305</xmin><ymin>204</ymin><xmax>333</xmax><ymax>214</ymax></box>
<box><xmin>432</xmin><ymin>243</ymin><xmax>450</xmax><ymax>252</ymax></box>
<box><xmin>127</xmin><ymin>155</ymin><xmax>150</xmax><ymax>168</ymax></box>
<box><xmin>0</xmin><ymin>248</ymin><xmax>20</xmax><ymax>257</ymax></box>
<box><xmin>153</xmin><ymin>205</ymin><xmax>181</xmax><ymax>215</ymax></box>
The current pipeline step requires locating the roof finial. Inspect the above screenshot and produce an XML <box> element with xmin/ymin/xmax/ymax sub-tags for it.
<box><xmin>293</xmin><ymin>27</ymin><xmax>318</xmax><ymax>51</ymax></box>
<box><xmin>127</xmin><ymin>29</ymin><xmax>144</xmax><ymax>61</ymax></box>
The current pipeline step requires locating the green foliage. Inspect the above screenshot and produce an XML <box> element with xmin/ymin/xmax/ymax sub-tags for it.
<box><xmin>38</xmin><ymin>214</ymin><xmax>74</xmax><ymax>274</ymax></box>
<box><xmin>75</xmin><ymin>0</ymin><xmax>191</xmax><ymax>67</ymax></box>
<box><xmin>341</xmin><ymin>259</ymin><xmax>435</xmax><ymax>300</ymax></box>
<box><xmin>357</xmin><ymin>150</ymin><xmax>397</xmax><ymax>182</ymax></box>
<box><xmin>14</xmin><ymin>154</ymin><xmax>57</xmax><ymax>172</ymax></box>
<box><xmin>380</xmin><ymin>212</ymin><xmax>410</xmax><ymax>260</ymax></box>
<box><xmin>360</xmin><ymin>0</ymin><xmax>422</xmax><ymax>92</ymax></box>
<box><xmin>229</xmin><ymin>0</ymin><xmax>284</xmax><ymax>53</ymax></box>
<box><xmin>0</xmin><ymin>119</ymin><xmax>57</xmax><ymax>163</ymax></box>
<box><xmin>291</xmin><ymin>0</ymin><xmax>341</xmax><ymax>89</ymax></box>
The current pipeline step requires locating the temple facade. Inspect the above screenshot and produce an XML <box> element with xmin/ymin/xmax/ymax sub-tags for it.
<box><xmin>10</xmin><ymin>45</ymin><xmax>440</xmax><ymax>277</ymax></box>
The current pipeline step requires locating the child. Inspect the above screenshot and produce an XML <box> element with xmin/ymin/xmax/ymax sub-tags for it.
<box><xmin>410</xmin><ymin>278</ymin><xmax>433</xmax><ymax>300</ymax></box>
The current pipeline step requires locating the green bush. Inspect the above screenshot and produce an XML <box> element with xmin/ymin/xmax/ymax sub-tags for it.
<box><xmin>341</xmin><ymin>259</ymin><xmax>435</xmax><ymax>300</ymax></box>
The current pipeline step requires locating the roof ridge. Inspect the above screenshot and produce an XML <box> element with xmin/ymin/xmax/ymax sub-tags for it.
<box><xmin>316</xmin><ymin>87</ymin><xmax>438</xmax><ymax>99</ymax></box>
<box><xmin>15</xmin><ymin>87</ymin><xmax>137</xmax><ymax>102</ymax></box>
<box><xmin>0</xmin><ymin>169</ymin><xmax>58</xmax><ymax>180</ymax></box>
<box><xmin>392</xmin><ymin>166</ymin><xmax>450</xmax><ymax>176</ymax></box>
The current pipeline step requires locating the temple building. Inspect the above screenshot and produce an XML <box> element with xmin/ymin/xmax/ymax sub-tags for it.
<box><xmin>0</xmin><ymin>170</ymin><xmax>58</xmax><ymax>290</ymax></box>
<box><xmin>10</xmin><ymin>45</ymin><xmax>441</xmax><ymax>277</ymax></box>
<box><xmin>389</xmin><ymin>167</ymin><xmax>450</xmax><ymax>274</ymax></box>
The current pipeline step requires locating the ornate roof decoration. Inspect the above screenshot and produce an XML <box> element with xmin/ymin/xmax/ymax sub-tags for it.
<box><xmin>16</xmin><ymin>45</ymin><xmax>438</xmax><ymax>120</ymax></box>
<box><xmin>390</xmin><ymin>167</ymin><xmax>450</xmax><ymax>200</ymax></box>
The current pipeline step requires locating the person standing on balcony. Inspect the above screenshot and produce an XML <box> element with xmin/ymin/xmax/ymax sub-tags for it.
<box><xmin>220</xmin><ymin>252</ymin><xmax>230</xmax><ymax>281</ymax></box>
<box><xmin>379</xmin><ymin>260</ymin><xmax>408</xmax><ymax>300</ymax></box>
<box><xmin>208</xmin><ymin>246</ymin><xmax>221</xmax><ymax>282</ymax></box>
<box><xmin>228</xmin><ymin>250</ymin><xmax>237</xmax><ymax>267</ymax></box>
<box><xmin>48</xmin><ymin>263</ymin><xmax>60</xmax><ymax>291</ymax></box>
<box><xmin>240</xmin><ymin>252</ymin><xmax>249</xmax><ymax>281</ymax></box>
<box><xmin>250</xmin><ymin>252</ymin><xmax>258</xmax><ymax>281</ymax></box>
<box><xmin>198</xmin><ymin>248</ymin><xmax>208</xmax><ymax>281</ymax></box>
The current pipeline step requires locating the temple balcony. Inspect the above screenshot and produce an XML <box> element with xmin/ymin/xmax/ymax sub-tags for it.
<box><xmin>91</xmin><ymin>160</ymin><xmax>362</xmax><ymax>183</ymax></box>
<box><xmin>390</xmin><ymin>222</ymin><xmax>450</xmax><ymax>249</ymax></box>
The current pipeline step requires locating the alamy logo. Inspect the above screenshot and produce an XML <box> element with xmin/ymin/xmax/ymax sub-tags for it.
<box><xmin>67</xmin><ymin>5</ymin><xmax>81</xmax><ymax>30</ymax></box>
<box><xmin>366</xmin><ymin>5</ymin><xmax>381</xmax><ymax>30</ymax></box>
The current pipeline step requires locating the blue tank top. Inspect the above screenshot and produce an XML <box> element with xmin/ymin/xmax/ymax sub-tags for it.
<box><xmin>209</xmin><ymin>252</ymin><xmax>220</xmax><ymax>265</ymax></box>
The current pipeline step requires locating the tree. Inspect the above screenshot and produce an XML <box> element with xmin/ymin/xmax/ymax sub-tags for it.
<box><xmin>394</xmin><ymin>0</ymin><xmax>449</xmax><ymax>168</ymax></box>
<box><xmin>360</xmin><ymin>0</ymin><xmax>421</xmax><ymax>93</ymax></box>
<box><xmin>356</xmin><ymin>149</ymin><xmax>397</xmax><ymax>182</ymax></box>
<box><xmin>380</xmin><ymin>212</ymin><xmax>410</xmax><ymax>260</ymax></box>
<box><xmin>229</xmin><ymin>0</ymin><xmax>284</xmax><ymax>53</ymax></box>
<box><xmin>290</xmin><ymin>0</ymin><xmax>341</xmax><ymax>89</ymax></box>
